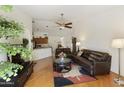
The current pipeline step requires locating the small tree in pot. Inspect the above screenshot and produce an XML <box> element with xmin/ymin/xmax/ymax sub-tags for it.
<box><xmin>0</xmin><ymin>6</ymin><xmax>31</xmax><ymax>81</ymax></box>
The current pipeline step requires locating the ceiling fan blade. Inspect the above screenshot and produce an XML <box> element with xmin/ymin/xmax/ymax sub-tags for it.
<box><xmin>56</xmin><ymin>22</ymin><xmax>62</xmax><ymax>26</ymax></box>
<box><xmin>65</xmin><ymin>22</ymin><xmax>72</xmax><ymax>25</ymax></box>
<box><xmin>65</xmin><ymin>25</ymin><xmax>72</xmax><ymax>28</ymax></box>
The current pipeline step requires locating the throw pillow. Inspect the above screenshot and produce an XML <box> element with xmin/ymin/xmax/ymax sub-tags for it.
<box><xmin>77</xmin><ymin>50</ymin><xmax>83</xmax><ymax>56</ymax></box>
<box><xmin>80</xmin><ymin>51</ymin><xmax>90</xmax><ymax>59</ymax></box>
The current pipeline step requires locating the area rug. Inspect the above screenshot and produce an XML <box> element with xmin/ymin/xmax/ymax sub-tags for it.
<box><xmin>54</xmin><ymin>63</ymin><xmax>96</xmax><ymax>87</ymax></box>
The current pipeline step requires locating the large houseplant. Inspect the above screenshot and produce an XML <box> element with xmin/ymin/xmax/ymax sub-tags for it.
<box><xmin>0</xmin><ymin>14</ymin><xmax>31</xmax><ymax>81</ymax></box>
<box><xmin>0</xmin><ymin>16</ymin><xmax>24</xmax><ymax>39</ymax></box>
<box><xmin>0</xmin><ymin>43</ymin><xmax>31</xmax><ymax>62</ymax></box>
<box><xmin>0</xmin><ymin>5</ymin><xmax>13</xmax><ymax>12</ymax></box>
<box><xmin>0</xmin><ymin>62</ymin><xmax>23</xmax><ymax>81</ymax></box>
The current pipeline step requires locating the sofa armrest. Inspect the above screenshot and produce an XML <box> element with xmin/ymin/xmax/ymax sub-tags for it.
<box><xmin>93</xmin><ymin>61</ymin><xmax>111</xmax><ymax>75</ymax></box>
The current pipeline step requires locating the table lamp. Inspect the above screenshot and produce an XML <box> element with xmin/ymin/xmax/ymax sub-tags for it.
<box><xmin>76</xmin><ymin>41</ymin><xmax>81</xmax><ymax>52</ymax></box>
<box><xmin>112</xmin><ymin>38</ymin><xmax>124</xmax><ymax>86</ymax></box>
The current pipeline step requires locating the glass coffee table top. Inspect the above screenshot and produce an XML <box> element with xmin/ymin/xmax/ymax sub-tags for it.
<box><xmin>54</xmin><ymin>57</ymin><xmax>71</xmax><ymax>73</ymax></box>
<box><xmin>55</xmin><ymin>57</ymin><xmax>71</xmax><ymax>64</ymax></box>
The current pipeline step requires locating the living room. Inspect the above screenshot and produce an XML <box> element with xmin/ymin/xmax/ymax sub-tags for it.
<box><xmin>0</xmin><ymin>2</ymin><xmax>124</xmax><ymax>90</ymax></box>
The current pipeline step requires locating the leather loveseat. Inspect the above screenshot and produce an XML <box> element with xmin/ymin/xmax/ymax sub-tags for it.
<box><xmin>70</xmin><ymin>49</ymin><xmax>111</xmax><ymax>76</ymax></box>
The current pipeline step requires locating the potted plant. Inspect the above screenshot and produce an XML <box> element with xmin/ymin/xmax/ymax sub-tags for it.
<box><xmin>0</xmin><ymin>61</ymin><xmax>23</xmax><ymax>81</ymax></box>
<box><xmin>0</xmin><ymin>43</ymin><xmax>31</xmax><ymax>62</ymax></box>
<box><xmin>0</xmin><ymin>15</ymin><xmax>31</xmax><ymax>81</ymax></box>
<box><xmin>0</xmin><ymin>16</ymin><xmax>24</xmax><ymax>39</ymax></box>
<box><xmin>0</xmin><ymin>5</ymin><xmax>13</xmax><ymax>12</ymax></box>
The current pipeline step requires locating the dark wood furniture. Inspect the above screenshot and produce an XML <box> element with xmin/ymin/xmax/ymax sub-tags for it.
<box><xmin>32</xmin><ymin>37</ymin><xmax>48</xmax><ymax>48</ymax></box>
<box><xmin>55</xmin><ymin>48</ymin><xmax>71</xmax><ymax>58</ymax></box>
<box><xmin>33</xmin><ymin>37</ymin><xmax>48</xmax><ymax>44</ymax></box>
<box><xmin>72</xmin><ymin>37</ymin><xmax>77</xmax><ymax>55</ymax></box>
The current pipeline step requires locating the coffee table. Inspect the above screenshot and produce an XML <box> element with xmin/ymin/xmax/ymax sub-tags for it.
<box><xmin>54</xmin><ymin>57</ymin><xmax>71</xmax><ymax>73</ymax></box>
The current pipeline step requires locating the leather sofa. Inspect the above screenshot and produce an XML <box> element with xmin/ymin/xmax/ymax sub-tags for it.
<box><xmin>70</xmin><ymin>49</ymin><xmax>111</xmax><ymax>76</ymax></box>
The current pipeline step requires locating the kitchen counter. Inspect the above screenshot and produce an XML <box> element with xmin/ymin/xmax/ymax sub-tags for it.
<box><xmin>32</xmin><ymin>47</ymin><xmax>52</xmax><ymax>61</ymax></box>
<box><xmin>33</xmin><ymin>46</ymin><xmax>52</xmax><ymax>49</ymax></box>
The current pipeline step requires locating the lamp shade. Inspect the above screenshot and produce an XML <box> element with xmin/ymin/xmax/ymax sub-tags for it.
<box><xmin>76</xmin><ymin>42</ymin><xmax>81</xmax><ymax>46</ymax></box>
<box><xmin>112</xmin><ymin>39</ymin><xmax>124</xmax><ymax>48</ymax></box>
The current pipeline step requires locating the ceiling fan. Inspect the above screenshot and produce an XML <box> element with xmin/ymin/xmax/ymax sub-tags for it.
<box><xmin>56</xmin><ymin>13</ymin><xmax>72</xmax><ymax>30</ymax></box>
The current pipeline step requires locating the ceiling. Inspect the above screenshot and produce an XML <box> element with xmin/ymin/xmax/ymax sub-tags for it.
<box><xmin>14</xmin><ymin>5</ymin><xmax>120</xmax><ymax>22</ymax></box>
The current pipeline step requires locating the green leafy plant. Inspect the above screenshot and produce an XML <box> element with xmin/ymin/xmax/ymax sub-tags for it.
<box><xmin>0</xmin><ymin>13</ymin><xmax>31</xmax><ymax>82</ymax></box>
<box><xmin>0</xmin><ymin>43</ymin><xmax>31</xmax><ymax>61</ymax></box>
<box><xmin>0</xmin><ymin>62</ymin><xmax>23</xmax><ymax>81</ymax></box>
<box><xmin>0</xmin><ymin>16</ymin><xmax>24</xmax><ymax>39</ymax></box>
<box><xmin>0</xmin><ymin>5</ymin><xmax>13</xmax><ymax>12</ymax></box>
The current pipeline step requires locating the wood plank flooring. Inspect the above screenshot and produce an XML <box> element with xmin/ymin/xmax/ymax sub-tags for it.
<box><xmin>25</xmin><ymin>57</ymin><xmax>123</xmax><ymax>87</ymax></box>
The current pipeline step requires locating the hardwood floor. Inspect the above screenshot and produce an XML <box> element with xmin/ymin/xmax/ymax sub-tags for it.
<box><xmin>25</xmin><ymin>57</ymin><xmax>122</xmax><ymax>87</ymax></box>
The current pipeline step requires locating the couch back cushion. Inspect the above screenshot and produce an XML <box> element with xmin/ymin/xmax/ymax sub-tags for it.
<box><xmin>88</xmin><ymin>54</ymin><xmax>96</xmax><ymax>62</ymax></box>
<box><xmin>80</xmin><ymin>50</ymin><xmax>90</xmax><ymax>59</ymax></box>
<box><xmin>91</xmin><ymin>51</ymin><xmax>109</xmax><ymax>61</ymax></box>
<box><xmin>81</xmin><ymin>49</ymin><xmax>109</xmax><ymax>62</ymax></box>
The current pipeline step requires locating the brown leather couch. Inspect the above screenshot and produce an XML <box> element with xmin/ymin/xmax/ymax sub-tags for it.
<box><xmin>70</xmin><ymin>49</ymin><xmax>111</xmax><ymax>76</ymax></box>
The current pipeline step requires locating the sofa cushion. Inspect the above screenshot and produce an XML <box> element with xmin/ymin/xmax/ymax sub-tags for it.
<box><xmin>80</xmin><ymin>50</ymin><xmax>90</xmax><ymax>59</ymax></box>
<box><xmin>75</xmin><ymin>56</ymin><xmax>93</xmax><ymax>66</ymax></box>
<box><xmin>91</xmin><ymin>52</ymin><xmax>109</xmax><ymax>61</ymax></box>
<box><xmin>77</xmin><ymin>50</ymin><xmax>83</xmax><ymax>56</ymax></box>
<box><xmin>88</xmin><ymin>55</ymin><xmax>96</xmax><ymax>62</ymax></box>
<box><xmin>88</xmin><ymin>54</ymin><xmax>106</xmax><ymax>62</ymax></box>
<box><xmin>91</xmin><ymin>51</ymin><xmax>105</xmax><ymax>57</ymax></box>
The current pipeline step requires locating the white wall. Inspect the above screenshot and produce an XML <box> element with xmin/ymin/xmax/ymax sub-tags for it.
<box><xmin>32</xmin><ymin>48</ymin><xmax>52</xmax><ymax>61</ymax></box>
<box><xmin>0</xmin><ymin>7</ymin><xmax>32</xmax><ymax>61</ymax></box>
<box><xmin>74</xmin><ymin>6</ymin><xmax>124</xmax><ymax>76</ymax></box>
